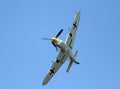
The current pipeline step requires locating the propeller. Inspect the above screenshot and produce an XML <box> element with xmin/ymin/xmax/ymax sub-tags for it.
<box><xmin>51</xmin><ymin>42</ymin><xmax>58</xmax><ymax>51</ymax></box>
<box><xmin>55</xmin><ymin>29</ymin><xmax>63</xmax><ymax>38</ymax></box>
<box><xmin>42</xmin><ymin>29</ymin><xmax>63</xmax><ymax>51</ymax></box>
<box><xmin>41</xmin><ymin>38</ymin><xmax>51</xmax><ymax>40</ymax></box>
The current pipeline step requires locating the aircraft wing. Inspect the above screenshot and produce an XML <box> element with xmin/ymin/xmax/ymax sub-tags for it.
<box><xmin>65</xmin><ymin>11</ymin><xmax>80</xmax><ymax>49</ymax></box>
<box><xmin>42</xmin><ymin>51</ymin><xmax>68</xmax><ymax>85</ymax></box>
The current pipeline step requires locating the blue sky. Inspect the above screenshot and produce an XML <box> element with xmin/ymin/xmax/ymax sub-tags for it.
<box><xmin>0</xmin><ymin>0</ymin><xmax>120</xmax><ymax>89</ymax></box>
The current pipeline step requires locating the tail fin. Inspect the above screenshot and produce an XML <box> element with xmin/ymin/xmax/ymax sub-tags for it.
<box><xmin>66</xmin><ymin>51</ymin><xmax>79</xmax><ymax>73</ymax></box>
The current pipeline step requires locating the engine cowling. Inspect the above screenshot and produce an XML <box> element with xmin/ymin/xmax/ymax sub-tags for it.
<box><xmin>56</xmin><ymin>39</ymin><xmax>66</xmax><ymax>51</ymax></box>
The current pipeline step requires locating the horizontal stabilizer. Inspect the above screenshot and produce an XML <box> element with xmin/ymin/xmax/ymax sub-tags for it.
<box><xmin>66</xmin><ymin>60</ymin><xmax>73</xmax><ymax>72</ymax></box>
<box><xmin>66</xmin><ymin>51</ymin><xmax>79</xmax><ymax>72</ymax></box>
<box><xmin>74</xmin><ymin>51</ymin><xmax>78</xmax><ymax>57</ymax></box>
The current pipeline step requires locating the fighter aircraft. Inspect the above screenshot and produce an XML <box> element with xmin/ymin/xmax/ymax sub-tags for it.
<box><xmin>42</xmin><ymin>11</ymin><xmax>80</xmax><ymax>85</ymax></box>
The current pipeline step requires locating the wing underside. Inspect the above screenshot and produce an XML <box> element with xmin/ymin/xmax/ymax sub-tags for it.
<box><xmin>42</xmin><ymin>51</ymin><xmax>68</xmax><ymax>85</ymax></box>
<box><xmin>65</xmin><ymin>11</ymin><xmax>80</xmax><ymax>49</ymax></box>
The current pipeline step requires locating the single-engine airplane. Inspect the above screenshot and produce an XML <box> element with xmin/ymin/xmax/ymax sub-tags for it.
<box><xmin>42</xmin><ymin>11</ymin><xmax>80</xmax><ymax>85</ymax></box>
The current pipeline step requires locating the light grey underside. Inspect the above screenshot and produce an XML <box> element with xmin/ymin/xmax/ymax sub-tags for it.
<box><xmin>65</xmin><ymin>11</ymin><xmax>80</xmax><ymax>49</ymax></box>
<box><xmin>42</xmin><ymin>51</ymin><xmax>68</xmax><ymax>85</ymax></box>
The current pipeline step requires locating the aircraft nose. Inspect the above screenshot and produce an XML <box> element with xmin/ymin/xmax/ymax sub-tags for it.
<box><xmin>51</xmin><ymin>37</ymin><xmax>57</xmax><ymax>43</ymax></box>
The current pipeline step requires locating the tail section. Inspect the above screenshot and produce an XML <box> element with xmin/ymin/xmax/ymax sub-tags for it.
<box><xmin>66</xmin><ymin>51</ymin><xmax>79</xmax><ymax>73</ymax></box>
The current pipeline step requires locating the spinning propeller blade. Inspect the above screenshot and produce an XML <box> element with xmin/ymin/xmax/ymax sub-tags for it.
<box><xmin>55</xmin><ymin>29</ymin><xmax>63</xmax><ymax>38</ymax></box>
<box><xmin>52</xmin><ymin>42</ymin><xmax>58</xmax><ymax>51</ymax></box>
<box><xmin>42</xmin><ymin>38</ymin><xmax>51</xmax><ymax>40</ymax></box>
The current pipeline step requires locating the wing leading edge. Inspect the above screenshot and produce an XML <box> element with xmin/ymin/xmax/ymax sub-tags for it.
<box><xmin>65</xmin><ymin>11</ymin><xmax>80</xmax><ymax>49</ymax></box>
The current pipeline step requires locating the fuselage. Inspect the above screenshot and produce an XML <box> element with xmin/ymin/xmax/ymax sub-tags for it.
<box><xmin>55</xmin><ymin>38</ymin><xmax>74</xmax><ymax>61</ymax></box>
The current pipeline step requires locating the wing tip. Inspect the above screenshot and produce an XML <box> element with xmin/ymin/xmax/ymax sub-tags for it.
<box><xmin>42</xmin><ymin>80</ymin><xmax>47</xmax><ymax>86</ymax></box>
<box><xmin>42</xmin><ymin>76</ymin><xmax>49</xmax><ymax>86</ymax></box>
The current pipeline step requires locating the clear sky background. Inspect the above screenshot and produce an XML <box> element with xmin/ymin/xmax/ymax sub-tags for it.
<box><xmin>0</xmin><ymin>0</ymin><xmax>120</xmax><ymax>89</ymax></box>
